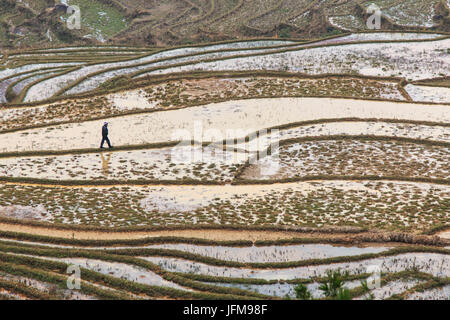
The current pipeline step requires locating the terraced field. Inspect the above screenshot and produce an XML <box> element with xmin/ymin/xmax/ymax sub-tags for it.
<box><xmin>0</xmin><ymin>236</ymin><xmax>448</xmax><ymax>300</ymax></box>
<box><xmin>0</xmin><ymin>30</ymin><xmax>449</xmax><ymax>300</ymax></box>
<box><xmin>330</xmin><ymin>0</ymin><xmax>448</xmax><ymax>31</ymax></box>
<box><xmin>2</xmin><ymin>0</ymin><xmax>449</xmax><ymax>49</ymax></box>
<box><xmin>1</xmin><ymin>32</ymin><xmax>449</xmax><ymax>104</ymax></box>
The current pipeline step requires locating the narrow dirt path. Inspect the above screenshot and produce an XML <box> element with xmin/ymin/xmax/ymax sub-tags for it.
<box><xmin>0</xmin><ymin>223</ymin><xmax>446</xmax><ymax>246</ymax></box>
<box><xmin>0</xmin><ymin>223</ymin><xmax>310</xmax><ymax>241</ymax></box>
<box><xmin>438</xmin><ymin>230</ymin><xmax>450</xmax><ymax>240</ymax></box>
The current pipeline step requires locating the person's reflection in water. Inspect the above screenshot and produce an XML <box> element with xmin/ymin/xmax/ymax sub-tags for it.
<box><xmin>100</xmin><ymin>152</ymin><xmax>112</xmax><ymax>177</ymax></box>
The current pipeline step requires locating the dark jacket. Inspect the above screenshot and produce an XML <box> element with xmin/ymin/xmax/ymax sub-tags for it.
<box><xmin>102</xmin><ymin>125</ymin><xmax>108</xmax><ymax>137</ymax></box>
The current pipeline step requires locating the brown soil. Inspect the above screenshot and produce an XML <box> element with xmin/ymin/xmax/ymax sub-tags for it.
<box><xmin>0</xmin><ymin>223</ymin><xmax>317</xmax><ymax>241</ymax></box>
<box><xmin>437</xmin><ymin>230</ymin><xmax>450</xmax><ymax>240</ymax></box>
<box><xmin>0</xmin><ymin>223</ymin><xmax>447</xmax><ymax>247</ymax></box>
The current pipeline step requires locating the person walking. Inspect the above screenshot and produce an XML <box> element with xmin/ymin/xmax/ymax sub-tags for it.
<box><xmin>100</xmin><ymin>122</ymin><xmax>113</xmax><ymax>149</ymax></box>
